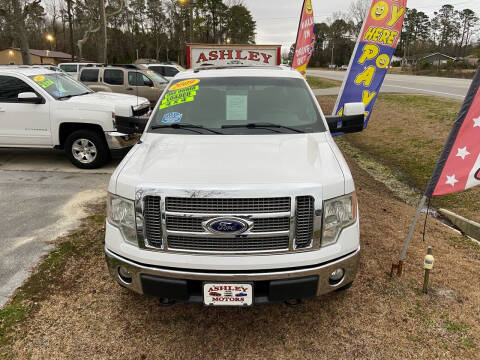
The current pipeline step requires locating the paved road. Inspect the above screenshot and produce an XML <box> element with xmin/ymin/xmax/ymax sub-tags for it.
<box><xmin>308</xmin><ymin>69</ymin><xmax>471</xmax><ymax>100</ymax></box>
<box><xmin>0</xmin><ymin>148</ymin><xmax>117</xmax><ymax>307</ymax></box>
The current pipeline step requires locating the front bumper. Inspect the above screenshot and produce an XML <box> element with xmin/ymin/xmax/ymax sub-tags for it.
<box><xmin>105</xmin><ymin>247</ymin><xmax>360</xmax><ymax>304</ymax></box>
<box><xmin>104</xmin><ymin>132</ymin><xmax>139</xmax><ymax>158</ymax></box>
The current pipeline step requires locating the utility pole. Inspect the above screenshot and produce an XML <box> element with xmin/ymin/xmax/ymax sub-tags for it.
<box><xmin>66</xmin><ymin>0</ymin><xmax>75</xmax><ymax>61</ymax></box>
<box><xmin>189</xmin><ymin>1</ymin><xmax>193</xmax><ymax>43</ymax></box>
<box><xmin>331</xmin><ymin>43</ymin><xmax>335</xmax><ymax>66</ymax></box>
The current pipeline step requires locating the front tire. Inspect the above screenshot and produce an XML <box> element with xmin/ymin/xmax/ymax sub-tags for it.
<box><xmin>65</xmin><ymin>130</ymin><xmax>109</xmax><ymax>169</ymax></box>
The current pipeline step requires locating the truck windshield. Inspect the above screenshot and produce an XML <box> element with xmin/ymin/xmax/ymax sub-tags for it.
<box><xmin>149</xmin><ymin>76</ymin><xmax>326</xmax><ymax>135</ymax></box>
<box><xmin>28</xmin><ymin>73</ymin><xmax>93</xmax><ymax>100</ymax></box>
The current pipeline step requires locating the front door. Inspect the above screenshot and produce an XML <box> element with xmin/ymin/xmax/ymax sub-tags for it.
<box><xmin>0</xmin><ymin>75</ymin><xmax>51</xmax><ymax>146</ymax></box>
<box><xmin>127</xmin><ymin>71</ymin><xmax>160</xmax><ymax>104</ymax></box>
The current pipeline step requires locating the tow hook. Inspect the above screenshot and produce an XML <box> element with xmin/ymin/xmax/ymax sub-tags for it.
<box><xmin>158</xmin><ymin>298</ymin><xmax>176</xmax><ymax>307</ymax></box>
<box><xmin>284</xmin><ymin>299</ymin><xmax>303</xmax><ymax>307</ymax></box>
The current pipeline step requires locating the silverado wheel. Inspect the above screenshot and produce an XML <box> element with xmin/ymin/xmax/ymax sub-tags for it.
<box><xmin>65</xmin><ymin>130</ymin><xmax>109</xmax><ymax>169</ymax></box>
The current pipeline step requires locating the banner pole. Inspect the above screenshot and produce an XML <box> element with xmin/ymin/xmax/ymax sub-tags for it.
<box><xmin>391</xmin><ymin>195</ymin><xmax>427</xmax><ymax>277</ymax></box>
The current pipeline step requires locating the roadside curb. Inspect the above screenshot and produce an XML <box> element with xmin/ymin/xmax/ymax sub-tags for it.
<box><xmin>438</xmin><ymin>208</ymin><xmax>480</xmax><ymax>241</ymax></box>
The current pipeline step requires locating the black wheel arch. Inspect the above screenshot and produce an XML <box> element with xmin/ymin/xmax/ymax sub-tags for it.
<box><xmin>58</xmin><ymin>123</ymin><xmax>106</xmax><ymax>149</ymax></box>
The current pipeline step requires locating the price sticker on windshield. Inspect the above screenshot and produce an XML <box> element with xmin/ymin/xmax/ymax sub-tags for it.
<box><xmin>33</xmin><ymin>75</ymin><xmax>54</xmax><ymax>89</ymax></box>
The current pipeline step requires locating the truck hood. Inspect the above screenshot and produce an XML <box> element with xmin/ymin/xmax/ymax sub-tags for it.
<box><xmin>61</xmin><ymin>92</ymin><xmax>150</xmax><ymax>117</ymax></box>
<box><xmin>114</xmin><ymin>133</ymin><xmax>346</xmax><ymax>199</ymax></box>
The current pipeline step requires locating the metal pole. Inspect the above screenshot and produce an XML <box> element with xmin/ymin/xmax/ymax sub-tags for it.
<box><xmin>391</xmin><ymin>195</ymin><xmax>427</xmax><ymax>277</ymax></box>
<box><xmin>400</xmin><ymin>196</ymin><xmax>427</xmax><ymax>261</ymax></box>
<box><xmin>331</xmin><ymin>43</ymin><xmax>334</xmax><ymax>66</ymax></box>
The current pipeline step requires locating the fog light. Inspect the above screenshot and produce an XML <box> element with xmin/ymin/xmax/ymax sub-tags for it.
<box><xmin>329</xmin><ymin>268</ymin><xmax>344</xmax><ymax>285</ymax></box>
<box><xmin>118</xmin><ymin>266</ymin><xmax>133</xmax><ymax>284</ymax></box>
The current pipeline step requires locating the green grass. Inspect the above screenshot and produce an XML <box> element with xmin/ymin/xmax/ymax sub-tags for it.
<box><xmin>306</xmin><ymin>76</ymin><xmax>341</xmax><ymax>89</ymax></box>
<box><xmin>342</xmin><ymin>94</ymin><xmax>480</xmax><ymax>222</ymax></box>
<box><xmin>0</xmin><ymin>212</ymin><xmax>103</xmax><ymax>358</ymax></box>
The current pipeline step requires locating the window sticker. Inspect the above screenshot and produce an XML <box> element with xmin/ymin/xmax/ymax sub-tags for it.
<box><xmin>38</xmin><ymin>79</ymin><xmax>54</xmax><ymax>88</ymax></box>
<box><xmin>33</xmin><ymin>75</ymin><xmax>45</xmax><ymax>82</ymax></box>
<box><xmin>162</xmin><ymin>112</ymin><xmax>183</xmax><ymax>124</ymax></box>
<box><xmin>33</xmin><ymin>75</ymin><xmax>54</xmax><ymax>89</ymax></box>
<box><xmin>226</xmin><ymin>95</ymin><xmax>248</xmax><ymax>121</ymax></box>
<box><xmin>159</xmin><ymin>85</ymin><xmax>199</xmax><ymax>109</ymax></box>
<box><xmin>169</xmin><ymin>79</ymin><xmax>200</xmax><ymax>91</ymax></box>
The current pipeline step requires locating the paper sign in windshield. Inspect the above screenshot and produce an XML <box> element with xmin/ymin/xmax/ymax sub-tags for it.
<box><xmin>169</xmin><ymin>79</ymin><xmax>200</xmax><ymax>91</ymax></box>
<box><xmin>226</xmin><ymin>95</ymin><xmax>248</xmax><ymax>121</ymax></box>
<box><xmin>159</xmin><ymin>85</ymin><xmax>199</xmax><ymax>109</ymax></box>
<box><xmin>33</xmin><ymin>75</ymin><xmax>54</xmax><ymax>89</ymax></box>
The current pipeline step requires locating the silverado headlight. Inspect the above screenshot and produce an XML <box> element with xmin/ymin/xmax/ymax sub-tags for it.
<box><xmin>107</xmin><ymin>193</ymin><xmax>137</xmax><ymax>245</ymax></box>
<box><xmin>322</xmin><ymin>192</ymin><xmax>357</xmax><ymax>247</ymax></box>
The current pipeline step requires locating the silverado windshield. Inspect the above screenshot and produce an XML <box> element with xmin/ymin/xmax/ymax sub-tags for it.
<box><xmin>29</xmin><ymin>73</ymin><xmax>93</xmax><ymax>100</ymax></box>
<box><xmin>149</xmin><ymin>76</ymin><xmax>326</xmax><ymax>135</ymax></box>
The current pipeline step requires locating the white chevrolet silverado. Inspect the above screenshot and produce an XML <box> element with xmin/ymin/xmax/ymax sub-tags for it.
<box><xmin>0</xmin><ymin>67</ymin><xmax>150</xmax><ymax>168</ymax></box>
<box><xmin>105</xmin><ymin>66</ymin><xmax>365</xmax><ymax>306</ymax></box>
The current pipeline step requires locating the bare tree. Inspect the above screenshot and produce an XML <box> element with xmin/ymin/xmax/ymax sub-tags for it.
<box><xmin>77</xmin><ymin>0</ymin><xmax>126</xmax><ymax>61</ymax></box>
<box><xmin>0</xmin><ymin>0</ymin><xmax>43</xmax><ymax>64</ymax></box>
<box><xmin>348</xmin><ymin>0</ymin><xmax>370</xmax><ymax>36</ymax></box>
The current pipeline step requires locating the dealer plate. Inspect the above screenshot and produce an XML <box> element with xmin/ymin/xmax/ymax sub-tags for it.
<box><xmin>203</xmin><ymin>283</ymin><xmax>253</xmax><ymax>306</ymax></box>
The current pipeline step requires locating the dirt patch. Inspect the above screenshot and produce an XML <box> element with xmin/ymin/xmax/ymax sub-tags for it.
<box><xmin>2</xmin><ymin>159</ymin><xmax>480</xmax><ymax>359</ymax></box>
<box><xmin>317</xmin><ymin>94</ymin><xmax>480</xmax><ymax>223</ymax></box>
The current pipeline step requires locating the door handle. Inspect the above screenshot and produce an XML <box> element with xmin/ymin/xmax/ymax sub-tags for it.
<box><xmin>126</xmin><ymin>87</ymin><xmax>134</xmax><ymax>91</ymax></box>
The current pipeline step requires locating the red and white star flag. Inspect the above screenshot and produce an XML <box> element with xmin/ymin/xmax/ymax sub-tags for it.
<box><xmin>425</xmin><ymin>66</ymin><xmax>480</xmax><ymax>197</ymax></box>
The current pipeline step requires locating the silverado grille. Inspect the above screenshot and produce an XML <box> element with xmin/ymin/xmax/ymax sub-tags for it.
<box><xmin>165</xmin><ymin>197</ymin><xmax>291</xmax><ymax>213</ymax></box>
<box><xmin>167</xmin><ymin>235</ymin><xmax>289</xmax><ymax>252</ymax></box>
<box><xmin>132</xmin><ymin>105</ymin><xmax>149</xmax><ymax>117</ymax></box>
<box><xmin>295</xmin><ymin>196</ymin><xmax>314</xmax><ymax>248</ymax></box>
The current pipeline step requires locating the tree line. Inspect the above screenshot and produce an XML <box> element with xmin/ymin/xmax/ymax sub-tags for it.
<box><xmin>0</xmin><ymin>0</ymin><xmax>256</xmax><ymax>64</ymax></box>
<box><xmin>290</xmin><ymin>1</ymin><xmax>480</xmax><ymax>68</ymax></box>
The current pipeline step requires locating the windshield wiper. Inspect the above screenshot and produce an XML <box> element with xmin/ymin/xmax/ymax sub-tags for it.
<box><xmin>57</xmin><ymin>92</ymin><xmax>91</xmax><ymax>100</ymax></box>
<box><xmin>151</xmin><ymin>123</ymin><xmax>223</xmax><ymax>135</ymax></box>
<box><xmin>222</xmin><ymin>122</ymin><xmax>305</xmax><ymax>133</ymax></box>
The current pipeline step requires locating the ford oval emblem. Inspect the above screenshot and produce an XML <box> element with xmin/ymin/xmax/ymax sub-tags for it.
<box><xmin>204</xmin><ymin>217</ymin><xmax>250</xmax><ymax>235</ymax></box>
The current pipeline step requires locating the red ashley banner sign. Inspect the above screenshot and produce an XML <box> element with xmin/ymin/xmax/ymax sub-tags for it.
<box><xmin>292</xmin><ymin>0</ymin><xmax>315</xmax><ymax>76</ymax></box>
<box><xmin>186</xmin><ymin>44</ymin><xmax>281</xmax><ymax>69</ymax></box>
<box><xmin>425</xmin><ymin>66</ymin><xmax>480</xmax><ymax>197</ymax></box>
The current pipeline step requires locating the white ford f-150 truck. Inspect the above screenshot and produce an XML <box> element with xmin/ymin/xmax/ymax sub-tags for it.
<box><xmin>105</xmin><ymin>66</ymin><xmax>365</xmax><ymax>306</ymax></box>
<box><xmin>0</xmin><ymin>67</ymin><xmax>151</xmax><ymax>168</ymax></box>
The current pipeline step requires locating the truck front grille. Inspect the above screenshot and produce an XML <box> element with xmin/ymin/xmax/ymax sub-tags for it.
<box><xmin>295</xmin><ymin>196</ymin><xmax>314</xmax><ymax>248</ymax></box>
<box><xmin>144</xmin><ymin>196</ymin><xmax>162</xmax><ymax>248</ymax></box>
<box><xmin>165</xmin><ymin>197</ymin><xmax>291</xmax><ymax>213</ymax></box>
<box><xmin>140</xmin><ymin>195</ymin><xmax>317</xmax><ymax>252</ymax></box>
<box><xmin>166</xmin><ymin>216</ymin><xmax>290</xmax><ymax>233</ymax></box>
<box><xmin>167</xmin><ymin>235</ymin><xmax>289</xmax><ymax>252</ymax></box>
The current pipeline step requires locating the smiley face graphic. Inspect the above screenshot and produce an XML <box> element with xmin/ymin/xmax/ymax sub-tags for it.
<box><xmin>371</xmin><ymin>1</ymin><xmax>389</xmax><ymax>20</ymax></box>
<box><xmin>305</xmin><ymin>0</ymin><xmax>313</xmax><ymax>15</ymax></box>
<box><xmin>376</xmin><ymin>54</ymin><xmax>390</xmax><ymax>69</ymax></box>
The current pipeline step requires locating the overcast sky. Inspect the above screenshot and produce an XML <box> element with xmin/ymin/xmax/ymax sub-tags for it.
<box><xmin>243</xmin><ymin>0</ymin><xmax>480</xmax><ymax>51</ymax></box>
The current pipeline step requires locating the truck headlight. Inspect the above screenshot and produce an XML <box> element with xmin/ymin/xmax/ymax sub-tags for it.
<box><xmin>322</xmin><ymin>192</ymin><xmax>357</xmax><ymax>247</ymax></box>
<box><xmin>107</xmin><ymin>193</ymin><xmax>137</xmax><ymax>246</ymax></box>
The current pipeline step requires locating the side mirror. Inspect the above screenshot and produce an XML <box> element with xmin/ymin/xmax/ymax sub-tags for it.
<box><xmin>18</xmin><ymin>92</ymin><xmax>43</xmax><ymax>104</ymax></box>
<box><xmin>325</xmin><ymin>102</ymin><xmax>365</xmax><ymax>134</ymax></box>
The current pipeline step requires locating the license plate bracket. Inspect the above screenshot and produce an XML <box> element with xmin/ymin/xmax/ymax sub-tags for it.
<box><xmin>203</xmin><ymin>282</ymin><xmax>253</xmax><ymax>307</ymax></box>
